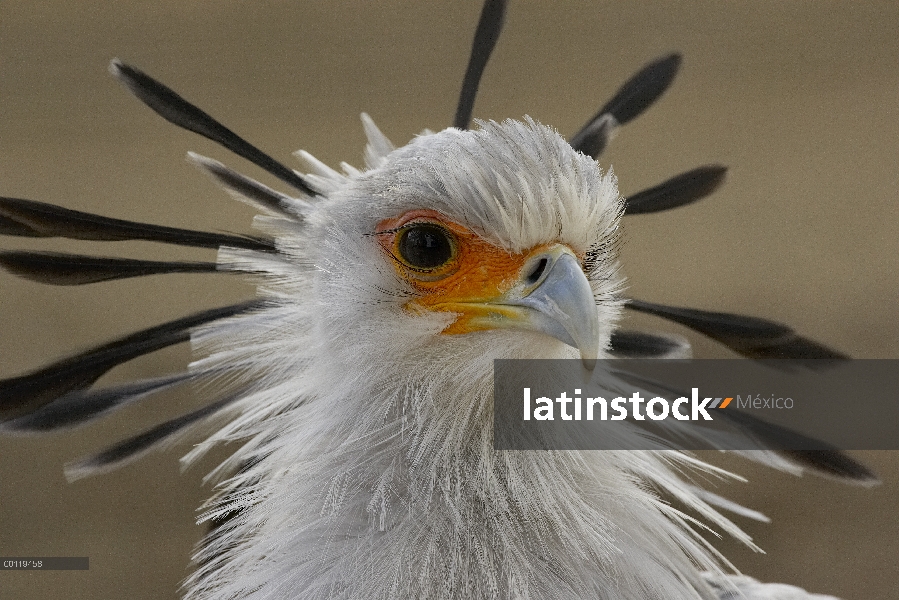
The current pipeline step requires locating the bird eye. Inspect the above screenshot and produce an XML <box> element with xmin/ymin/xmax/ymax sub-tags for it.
<box><xmin>396</xmin><ymin>224</ymin><xmax>455</xmax><ymax>270</ymax></box>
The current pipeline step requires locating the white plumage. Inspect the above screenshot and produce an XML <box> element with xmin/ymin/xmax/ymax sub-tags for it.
<box><xmin>172</xmin><ymin>118</ymin><xmax>832</xmax><ymax>600</ymax></box>
<box><xmin>0</xmin><ymin>3</ymin><xmax>879</xmax><ymax>600</ymax></box>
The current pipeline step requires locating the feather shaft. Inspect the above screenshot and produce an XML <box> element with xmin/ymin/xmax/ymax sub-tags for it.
<box><xmin>570</xmin><ymin>53</ymin><xmax>681</xmax><ymax>158</ymax></box>
<box><xmin>110</xmin><ymin>60</ymin><xmax>314</xmax><ymax>196</ymax></box>
<box><xmin>0</xmin><ymin>251</ymin><xmax>219</xmax><ymax>286</ymax></box>
<box><xmin>625</xmin><ymin>166</ymin><xmax>727</xmax><ymax>215</ymax></box>
<box><xmin>625</xmin><ymin>299</ymin><xmax>849</xmax><ymax>361</ymax></box>
<box><xmin>0</xmin><ymin>300</ymin><xmax>266</xmax><ymax>419</ymax></box>
<box><xmin>0</xmin><ymin>196</ymin><xmax>275</xmax><ymax>251</ymax></box>
<box><xmin>453</xmin><ymin>0</ymin><xmax>508</xmax><ymax>129</ymax></box>
<box><xmin>0</xmin><ymin>372</ymin><xmax>196</xmax><ymax>432</ymax></box>
<box><xmin>64</xmin><ymin>389</ymin><xmax>245</xmax><ymax>482</ymax></box>
<box><xmin>188</xmin><ymin>152</ymin><xmax>309</xmax><ymax>218</ymax></box>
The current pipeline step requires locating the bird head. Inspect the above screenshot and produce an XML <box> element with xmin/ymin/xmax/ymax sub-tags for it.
<box><xmin>0</xmin><ymin>2</ymin><xmax>876</xmax><ymax>598</ymax></box>
<box><xmin>306</xmin><ymin>118</ymin><xmax>624</xmax><ymax>375</ymax></box>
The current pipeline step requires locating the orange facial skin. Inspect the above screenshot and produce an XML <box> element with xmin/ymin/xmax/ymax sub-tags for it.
<box><xmin>374</xmin><ymin>209</ymin><xmax>560</xmax><ymax>335</ymax></box>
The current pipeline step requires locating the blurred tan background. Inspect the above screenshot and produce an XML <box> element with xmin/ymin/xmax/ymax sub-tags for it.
<box><xmin>1</xmin><ymin>1</ymin><xmax>897</xmax><ymax>598</ymax></box>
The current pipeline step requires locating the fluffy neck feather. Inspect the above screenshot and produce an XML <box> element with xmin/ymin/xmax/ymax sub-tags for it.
<box><xmin>186</xmin><ymin>120</ymin><xmax>747</xmax><ymax>600</ymax></box>
<box><xmin>189</xmin><ymin>330</ymin><xmax>736</xmax><ymax>600</ymax></box>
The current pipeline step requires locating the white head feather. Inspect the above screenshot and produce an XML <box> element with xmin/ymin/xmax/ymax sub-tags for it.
<box><xmin>181</xmin><ymin>117</ymin><xmax>768</xmax><ymax>600</ymax></box>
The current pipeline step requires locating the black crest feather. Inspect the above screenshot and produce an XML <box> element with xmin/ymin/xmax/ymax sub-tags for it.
<box><xmin>0</xmin><ymin>300</ymin><xmax>266</xmax><ymax>420</ymax></box>
<box><xmin>0</xmin><ymin>196</ymin><xmax>275</xmax><ymax>252</ymax></box>
<box><xmin>110</xmin><ymin>60</ymin><xmax>315</xmax><ymax>196</ymax></box>
<box><xmin>0</xmin><ymin>251</ymin><xmax>218</xmax><ymax>286</ymax></box>
<box><xmin>453</xmin><ymin>0</ymin><xmax>508</xmax><ymax>130</ymax></box>
<box><xmin>626</xmin><ymin>299</ymin><xmax>849</xmax><ymax>361</ymax></box>
<box><xmin>625</xmin><ymin>166</ymin><xmax>727</xmax><ymax>215</ymax></box>
<box><xmin>64</xmin><ymin>389</ymin><xmax>245</xmax><ymax>482</ymax></box>
<box><xmin>570</xmin><ymin>53</ymin><xmax>682</xmax><ymax>158</ymax></box>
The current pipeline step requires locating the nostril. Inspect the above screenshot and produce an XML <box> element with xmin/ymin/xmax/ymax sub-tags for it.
<box><xmin>526</xmin><ymin>258</ymin><xmax>548</xmax><ymax>284</ymax></box>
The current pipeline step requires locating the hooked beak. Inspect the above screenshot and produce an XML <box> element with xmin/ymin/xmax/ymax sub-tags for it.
<box><xmin>496</xmin><ymin>249</ymin><xmax>600</xmax><ymax>370</ymax></box>
<box><xmin>452</xmin><ymin>247</ymin><xmax>600</xmax><ymax>370</ymax></box>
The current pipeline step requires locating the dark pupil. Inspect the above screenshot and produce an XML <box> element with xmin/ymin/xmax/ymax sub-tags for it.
<box><xmin>398</xmin><ymin>225</ymin><xmax>452</xmax><ymax>269</ymax></box>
